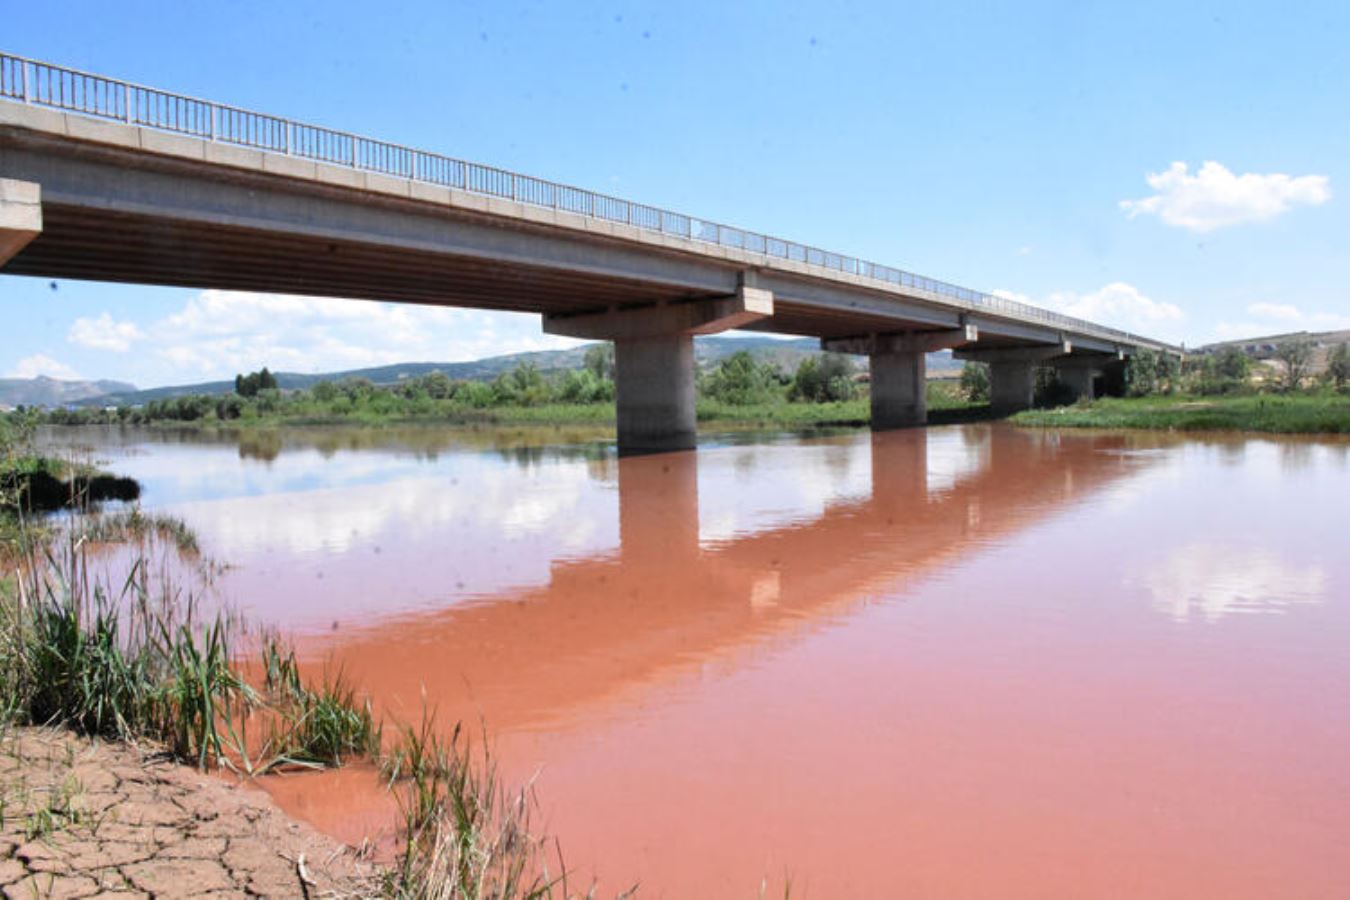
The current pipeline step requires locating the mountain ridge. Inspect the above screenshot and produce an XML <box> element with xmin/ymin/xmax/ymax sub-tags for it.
<box><xmin>4</xmin><ymin>336</ymin><xmax>963</xmax><ymax>409</ymax></box>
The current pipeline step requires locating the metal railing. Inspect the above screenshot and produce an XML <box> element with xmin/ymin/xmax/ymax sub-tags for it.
<box><xmin>0</xmin><ymin>52</ymin><xmax>1177</xmax><ymax>352</ymax></box>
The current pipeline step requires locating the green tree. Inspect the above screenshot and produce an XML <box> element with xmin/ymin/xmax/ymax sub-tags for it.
<box><xmin>701</xmin><ymin>351</ymin><xmax>782</xmax><ymax>405</ymax></box>
<box><xmin>1213</xmin><ymin>346</ymin><xmax>1251</xmax><ymax>383</ymax></box>
<box><xmin>584</xmin><ymin>343</ymin><xmax>615</xmax><ymax>381</ymax></box>
<box><xmin>459</xmin><ymin>381</ymin><xmax>495</xmax><ymax>408</ymax></box>
<box><xmin>234</xmin><ymin>367</ymin><xmax>277</xmax><ymax>398</ymax></box>
<box><xmin>215</xmin><ymin>395</ymin><xmax>244</xmax><ymax>420</ymax></box>
<box><xmin>418</xmin><ymin>371</ymin><xmax>455</xmax><ymax>400</ymax></box>
<box><xmin>1326</xmin><ymin>342</ymin><xmax>1350</xmax><ymax>390</ymax></box>
<box><xmin>790</xmin><ymin>354</ymin><xmax>856</xmax><ymax>402</ymax></box>
<box><xmin>1185</xmin><ymin>347</ymin><xmax>1250</xmax><ymax>395</ymax></box>
<box><xmin>959</xmin><ymin>361</ymin><xmax>990</xmax><ymax>402</ymax></box>
<box><xmin>493</xmin><ymin>363</ymin><xmax>549</xmax><ymax>406</ymax></box>
<box><xmin>1274</xmin><ymin>338</ymin><xmax>1314</xmax><ymax>391</ymax></box>
<box><xmin>1126</xmin><ymin>349</ymin><xmax>1160</xmax><ymax>396</ymax></box>
<box><xmin>557</xmin><ymin>368</ymin><xmax>614</xmax><ymax>403</ymax></box>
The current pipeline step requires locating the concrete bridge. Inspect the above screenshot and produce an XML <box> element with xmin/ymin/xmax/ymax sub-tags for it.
<box><xmin>0</xmin><ymin>54</ymin><xmax>1181</xmax><ymax>453</ymax></box>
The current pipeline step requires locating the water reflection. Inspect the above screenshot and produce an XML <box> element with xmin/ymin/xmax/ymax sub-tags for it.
<box><xmin>1146</xmin><ymin>542</ymin><xmax>1326</xmax><ymax>623</ymax></box>
<box><xmin>288</xmin><ymin>426</ymin><xmax>1157</xmax><ymax>735</ymax></box>
<box><xmin>32</xmin><ymin>422</ymin><xmax>1350</xmax><ymax>898</ymax></box>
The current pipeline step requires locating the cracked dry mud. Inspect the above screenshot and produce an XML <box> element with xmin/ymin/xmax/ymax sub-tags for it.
<box><xmin>0</xmin><ymin>728</ymin><xmax>377</xmax><ymax>898</ymax></box>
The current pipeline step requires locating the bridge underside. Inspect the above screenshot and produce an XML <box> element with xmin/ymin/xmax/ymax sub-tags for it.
<box><xmin>1</xmin><ymin>114</ymin><xmax>1153</xmax><ymax>453</ymax></box>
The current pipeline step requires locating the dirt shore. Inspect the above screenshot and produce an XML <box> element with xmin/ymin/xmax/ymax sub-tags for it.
<box><xmin>0</xmin><ymin>727</ymin><xmax>377</xmax><ymax>898</ymax></box>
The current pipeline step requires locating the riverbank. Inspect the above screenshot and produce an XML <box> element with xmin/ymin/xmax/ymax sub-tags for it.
<box><xmin>1011</xmin><ymin>392</ymin><xmax>1350</xmax><ymax>434</ymax></box>
<box><xmin>16</xmin><ymin>381</ymin><xmax>975</xmax><ymax>431</ymax></box>
<box><xmin>0</xmin><ymin>524</ymin><xmax>593</xmax><ymax>899</ymax></box>
<box><xmin>0</xmin><ymin>726</ymin><xmax>376</xmax><ymax>897</ymax></box>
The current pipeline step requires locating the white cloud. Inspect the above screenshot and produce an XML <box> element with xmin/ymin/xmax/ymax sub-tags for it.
<box><xmin>131</xmin><ymin>290</ymin><xmax>585</xmax><ymax>379</ymax></box>
<box><xmin>993</xmin><ymin>282</ymin><xmax>1185</xmax><ymax>340</ymax></box>
<box><xmin>1144</xmin><ymin>542</ymin><xmax>1324</xmax><ymax>623</ymax></box>
<box><xmin>68</xmin><ymin>313</ymin><xmax>144</xmax><ymax>352</ymax></box>
<box><xmin>10</xmin><ymin>354</ymin><xmax>81</xmax><ymax>380</ymax></box>
<box><xmin>1120</xmin><ymin>161</ymin><xmax>1331</xmax><ymax>232</ymax></box>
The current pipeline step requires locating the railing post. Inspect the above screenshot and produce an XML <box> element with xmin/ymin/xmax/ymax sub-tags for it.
<box><xmin>209</xmin><ymin>105</ymin><xmax>217</xmax><ymax>141</ymax></box>
<box><xmin>123</xmin><ymin>83</ymin><xmax>132</xmax><ymax>123</ymax></box>
<box><xmin>21</xmin><ymin>61</ymin><xmax>30</xmax><ymax>103</ymax></box>
<box><xmin>282</xmin><ymin>121</ymin><xmax>290</xmax><ymax>155</ymax></box>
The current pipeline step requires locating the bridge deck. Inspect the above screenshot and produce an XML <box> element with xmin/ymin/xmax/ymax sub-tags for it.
<box><xmin>0</xmin><ymin>52</ymin><xmax>1179</xmax><ymax>356</ymax></box>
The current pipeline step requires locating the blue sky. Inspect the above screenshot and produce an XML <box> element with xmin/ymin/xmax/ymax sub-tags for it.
<box><xmin>3</xmin><ymin>0</ymin><xmax>1348</xmax><ymax>387</ymax></box>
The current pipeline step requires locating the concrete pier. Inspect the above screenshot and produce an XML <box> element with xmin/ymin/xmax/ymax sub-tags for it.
<box><xmin>1056</xmin><ymin>363</ymin><xmax>1098</xmax><ymax>401</ymax></box>
<box><xmin>957</xmin><ymin>341</ymin><xmax>1073</xmax><ymax>414</ymax></box>
<box><xmin>0</xmin><ymin>180</ymin><xmax>40</xmax><ymax>267</ymax></box>
<box><xmin>545</xmin><ymin>282</ymin><xmax>773</xmax><ymax>454</ymax></box>
<box><xmin>825</xmin><ymin>326</ymin><xmax>977</xmax><ymax>430</ymax></box>
<box><xmin>990</xmin><ymin>361</ymin><xmax>1037</xmax><ymax>413</ymax></box>
<box><xmin>1054</xmin><ymin>352</ymin><xmax>1124</xmax><ymax>401</ymax></box>
<box><xmin>870</xmin><ymin>351</ymin><xmax>927</xmax><ymax>429</ymax></box>
<box><xmin>614</xmin><ymin>334</ymin><xmax>698</xmax><ymax>454</ymax></box>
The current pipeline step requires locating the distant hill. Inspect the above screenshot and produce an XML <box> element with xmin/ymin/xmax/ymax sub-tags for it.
<box><xmin>1193</xmin><ymin>329</ymin><xmax>1350</xmax><ymax>375</ymax></box>
<box><xmin>6</xmin><ymin>335</ymin><xmax>964</xmax><ymax>409</ymax></box>
<box><xmin>0</xmin><ymin>375</ymin><xmax>136</xmax><ymax>409</ymax></box>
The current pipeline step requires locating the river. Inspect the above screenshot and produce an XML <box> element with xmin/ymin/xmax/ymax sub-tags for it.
<box><xmin>36</xmin><ymin>422</ymin><xmax>1350</xmax><ymax>898</ymax></box>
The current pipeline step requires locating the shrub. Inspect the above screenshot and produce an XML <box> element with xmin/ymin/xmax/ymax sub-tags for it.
<box><xmin>1327</xmin><ymin>342</ymin><xmax>1350</xmax><ymax>391</ymax></box>
<box><xmin>701</xmin><ymin>351</ymin><xmax>784</xmax><ymax>405</ymax></box>
<box><xmin>959</xmin><ymin>361</ymin><xmax>990</xmax><ymax>402</ymax></box>
<box><xmin>790</xmin><ymin>354</ymin><xmax>856</xmax><ymax>403</ymax></box>
<box><xmin>1275</xmin><ymin>338</ymin><xmax>1315</xmax><ymax>391</ymax></box>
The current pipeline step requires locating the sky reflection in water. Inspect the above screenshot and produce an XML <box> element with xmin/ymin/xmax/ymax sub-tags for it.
<box><xmin>39</xmin><ymin>423</ymin><xmax>1350</xmax><ymax>898</ymax></box>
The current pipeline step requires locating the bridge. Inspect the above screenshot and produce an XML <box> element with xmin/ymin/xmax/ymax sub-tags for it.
<box><xmin>0</xmin><ymin>53</ymin><xmax>1181</xmax><ymax>453</ymax></box>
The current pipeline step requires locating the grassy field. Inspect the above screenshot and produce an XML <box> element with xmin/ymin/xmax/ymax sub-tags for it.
<box><xmin>1011</xmin><ymin>392</ymin><xmax>1350</xmax><ymax>434</ymax></box>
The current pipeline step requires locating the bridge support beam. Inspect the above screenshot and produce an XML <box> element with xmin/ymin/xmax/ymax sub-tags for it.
<box><xmin>824</xmin><ymin>326</ymin><xmax>977</xmax><ymax>430</ymax></box>
<box><xmin>0</xmin><ymin>180</ymin><xmax>41</xmax><ymax>268</ymax></box>
<box><xmin>955</xmin><ymin>341</ymin><xmax>1072</xmax><ymax>414</ymax></box>
<box><xmin>545</xmin><ymin>280</ymin><xmax>773</xmax><ymax>454</ymax></box>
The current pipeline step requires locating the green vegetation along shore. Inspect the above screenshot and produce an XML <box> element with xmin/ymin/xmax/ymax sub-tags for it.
<box><xmin>1011</xmin><ymin>392</ymin><xmax>1350</xmax><ymax>434</ymax></box>
<box><xmin>11</xmin><ymin>338</ymin><xmax>1350</xmax><ymax>438</ymax></box>
<box><xmin>0</xmin><ymin>514</ymin><xmax>605</xmax><ymax>897</ymax></box>
<box><xmin>16</xmin><ymin>350</ymin><xmax>975</xmax><ymax>431</ymax></box>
